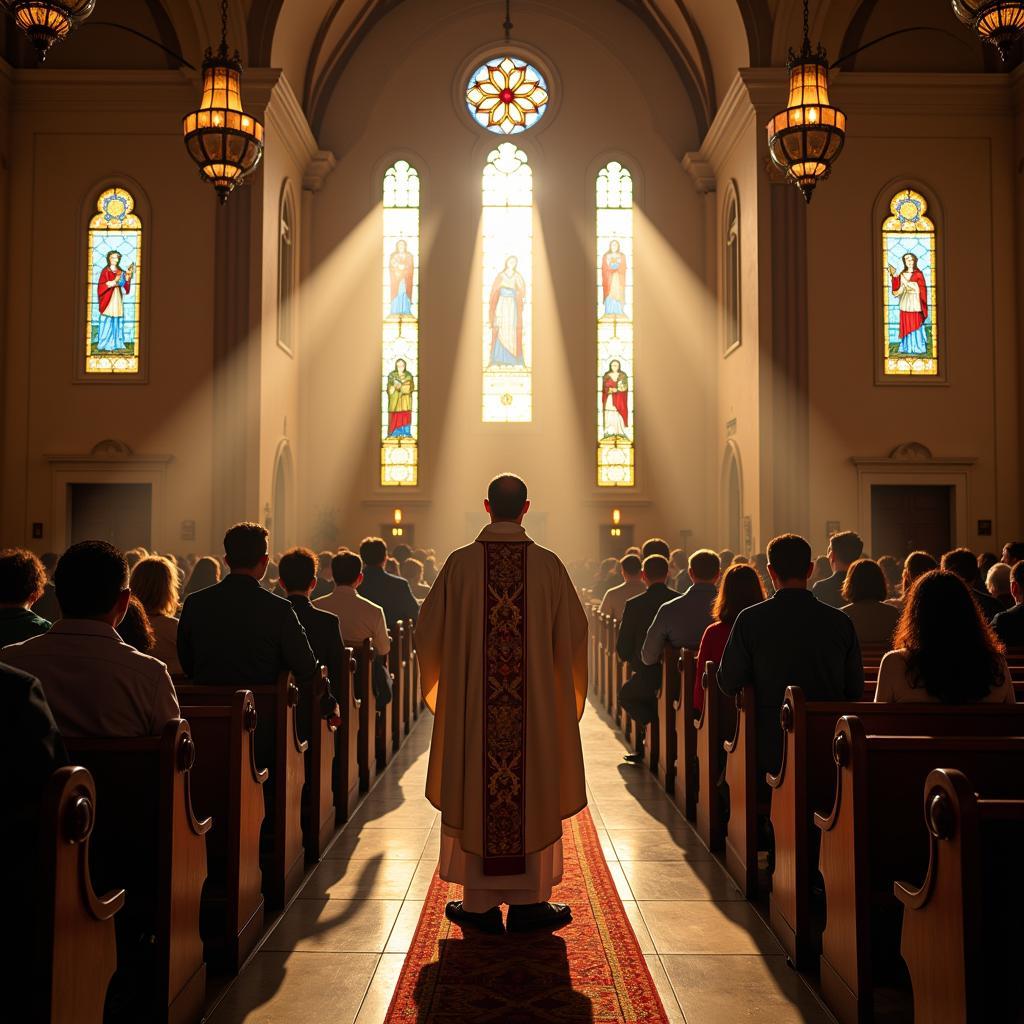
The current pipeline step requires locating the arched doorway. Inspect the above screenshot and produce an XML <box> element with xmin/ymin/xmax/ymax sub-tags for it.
<box><xmin>722</xmin><ymin>442</ymin><xmax>743</xmax><ymax>553</ymax></box>
<box><xmin>271</xmin><ymin>441</ymin><xmax>294</xmax><ymax>554</ymax></box>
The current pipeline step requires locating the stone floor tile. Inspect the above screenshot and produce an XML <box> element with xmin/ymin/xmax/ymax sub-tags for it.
<box><xmin>353</xmin><ymin>953</ymin><xmax>406</xmax><ymax>1024</ymax></box>
<box><xmin>662</xmin><ymin>953</ymin><xmax>834</xmax><ymax>1023</ymax></box>
<box><xmin>302</xmin><ymin>858</ymin><xmax>418</xmax><ymax>901</ymax></box>
<box><xmin>638</xmin><ymin>900</ymin><xmax>783</xmax><ymax>955</ymax></box>
<box><xmin>644</xmin><ymin>955</ymin><xmax>686</xmax><ymax>1024</ymax></box>
<box><xmin>326</xmin><ymin>827</ymin><xmax>431</xmax><ymax>862</ymax></box>
<box><xmin>262</xmin><ymin>899</ymin><xmax>403</xmax><ymax>954</ymax></box>
<box><xmin>206</xmin><ymin>951</ymin><xmax>378</xmax><ymax>1024</ymax></box>
<box><xmin>620</xmin><ymin>859</ymin><xmax>743</xmax><ymax>901</ymax></box>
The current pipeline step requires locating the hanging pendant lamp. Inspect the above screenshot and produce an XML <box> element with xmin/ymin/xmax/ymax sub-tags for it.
<box><xmin>952</xmin><ymin>1</ymin><xmax>1024</xmax><ymax>62</ymax></box>
<box><xmin>182</xmin><ymin>0</ymin><xmax>264</xmax><ymax>203</ymax></box>
<box><xmin>0</xmin><ymin>0</ymin><xmax>95</xmax><ymax>60</ymax></box>
<box><xmin>766</xmin><ymin>0</ymin><xmax>847</xmax><ymax>203</ymax></box>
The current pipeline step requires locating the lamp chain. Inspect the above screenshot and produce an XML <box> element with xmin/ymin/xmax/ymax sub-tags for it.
<box><xmin>219</xmin><ymin>0</ymin><xmax>229</xmax><ymax>54</ymax></box>
<box><xmin>803</xmin><ymin>0</ymin><xmax>809</xmax><ymax>47</ymax></box>
<box><xmin>503</xmin><ymin>0</ymin><xmax>512</xmax><ymax>41</ymax></box>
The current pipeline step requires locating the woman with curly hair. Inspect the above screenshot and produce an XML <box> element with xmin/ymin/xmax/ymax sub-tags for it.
<box><xmin>874</xmin><ymin>569</ymin><xmax>1013</xmax><ymax>704</ymax></box>
<box><xmin>131</xmin><ymin>555</ymin><xmax>182</xmax><ymax>673</ymax></box>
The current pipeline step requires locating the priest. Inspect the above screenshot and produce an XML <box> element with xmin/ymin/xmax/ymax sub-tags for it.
<box><xmin>416</xmin><ymin>474</ymin><xmax>588</xmax><ymax>934</ymax></box>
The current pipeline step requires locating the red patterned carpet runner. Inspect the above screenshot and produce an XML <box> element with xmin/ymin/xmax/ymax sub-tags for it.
<box><xmin>384</xmin><ymin>808</ymin><xmax>670</xmax><ymax>1023</ymax></box>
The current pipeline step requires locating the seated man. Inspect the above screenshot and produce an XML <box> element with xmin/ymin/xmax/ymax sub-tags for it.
<box><xmin>316</xmin><ymin>551</ymin><xmax>391</xmax><ymax>655</ymax></box>
<box><xmin>993</xmin><ymin>560</ymin><xmax>1024</xmax><ymax>647</ymax></box>
<box><xmin>356</xmin><ymin>537</ymin><xmax>419</xmax><ymax>629</ymax></box>
<box><xmin>0</xmin><ymin>548</ymin><xmax>52</xmax><ymax>646</ymax></box>
<box><xmin>598</xmin><ymin>554</ymin><xmax>645</xmax><ymax>622</ymax></box>
<box><xmin>615</xmin><ymin>554</ymin><xmax>676</xmax><ymax>763</ymax></box>
<box><xmin>812</xmin><ymin>530</ymin><xmax>863</xmax><ymax>608</ymax></box>
<box><xmin>277</xmin><ymin>547</ymin><xmax>341</xmax><ymax>740</ymax></box>
<box><xmin>719</xmin><ymin>534</ymin><xmax>864</xmax><ymax>781</ymax></box>
<box><xmin>941</xmin><ymin>547</ymin><xmax>1004</xmax><ymax>622</ymax></box>
<box><xmin>641</xmin><ymin>548</ymin><xmax>721</xmax><ymax>666</ymax></box>
<box><xmin>2</xmin><ymin>541</ymin><xmax>180</xmax><ymax>736</ymax></box>
<box><xmin>177</xmin><ymin>522</ymin><xmax>323</xmax><ymax>698</ymax></box>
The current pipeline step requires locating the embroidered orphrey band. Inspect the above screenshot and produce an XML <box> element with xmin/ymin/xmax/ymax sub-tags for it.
<box><xmin>482</xmin><ymin>540</ymin><xmax>528</xmax><ymax>876</ymax></box>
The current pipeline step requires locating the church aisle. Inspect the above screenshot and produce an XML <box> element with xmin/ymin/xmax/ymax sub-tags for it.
<box><xmin>206</xmin><ymin>702</ymin><xmax>834</xmax><ymax>1023</ymax></box>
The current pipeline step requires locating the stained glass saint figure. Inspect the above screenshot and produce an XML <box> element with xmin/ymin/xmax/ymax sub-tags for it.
<box><xmin>601</xmin><ymin>240</ymin><xmax>627</xmax><ymax>318</ymax></box>
<box><xmin>488</xmin><ymin>255</ymin><xmax>526</xmax><ymax>367</ymax></box>
<box><xmin>602</xmin><ymin>360</ymin><xmax>629</xmax><ymax>438</ymax></box>
<box><xmin>389</xmin><ymin>239</ymin><xmax>414</xmax><ymax>317</ymax></box>
<box><xmin>387</xmin><ymin>358</ymin><xmax>415</xmax><ymax>437</ymax></box>
<box><xmin>96</xmin><ymin>250</ymin><xmax>135</xmax><ymax>351</ymax></box>
<box><xmin>887</xmin><ymin>252</ymin><xmax>929</xmax><ymax>356</ymax></box>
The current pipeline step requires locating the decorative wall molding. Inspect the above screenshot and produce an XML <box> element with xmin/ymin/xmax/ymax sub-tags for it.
<box><xmin>682</xmin><ymin>152</ymin><xmax>715</xmax><ymax>194</ymax></box>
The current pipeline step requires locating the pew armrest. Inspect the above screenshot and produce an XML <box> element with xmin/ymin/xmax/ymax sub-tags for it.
<box><xmin>168</xmin><ymin>720</ymin><xmax>214</xmax><ymax>837</ymax></box>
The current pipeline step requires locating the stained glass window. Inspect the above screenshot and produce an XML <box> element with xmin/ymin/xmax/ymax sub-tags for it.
<box><xmin>85</xmin><ymin>187</ymin><xmax>142</xmax><ymax>375</ymax></box>
<box><xmin>381</xmin><ymin>160</ymin><xmax>419</xmax><ymax>486</ymax></box>
<box><xmin>466</xmin><ymin>56</ymin><xmax>549</xmax><ymax>135</ymax></box>
<box><xmin>882</xmin><ymin>188</ymin><xmax>938</xmax><ymax>377</ymax></box>
<box><xmin>596</xmin><ymin>162</ymin><xmax>634</xmax><ymax>487</ymax></box>
<box><xmin>278</xmin><ymin>188</ymin><xmax>295</xmax><ymax>355</ymax></box>
<box><xmin>482</xmin><ymin>143</ymin><xmax>532</xmax><ymax>423</ymax></box>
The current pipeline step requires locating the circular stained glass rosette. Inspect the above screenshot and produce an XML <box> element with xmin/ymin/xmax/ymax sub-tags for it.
<box><xmin>466</xmin><ymin>56</ymin><xmax>549</xmax><ymax>135</ymax></box>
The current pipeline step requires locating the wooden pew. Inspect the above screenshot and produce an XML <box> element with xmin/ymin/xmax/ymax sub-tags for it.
<box><xmin>655</xmin><ymin>647</ymin><xmax>681</xmax><ymax>792</ymax></box>
<box><xmin>722</xmin><ymin>685</ymin><xmax>760</xmax><ymax>899</ymax></box>
<box><xmin>694</xmin><ymin>659</ymin><xmax>734</xmax><ymax>852</ymax></box>
<box><xmin>177</xmin><ymin>675</ymin><xmax>306</xmax><ymax>912</ymax></box>
<box><xmin>401</xmin><ymin>622</ymin><xmax>414</xmax><ymax>737</ymax></box>
<box><xmin>179</xmin><ymin>690</ymin><xmax>266</xmax><ymax>973</ymax></box>
<box><xmin>334</xmin><ymin>646</ymin><xmax>361</xmax><ymax>822</ymax></box>
<box><xmin>588</xmin><ymin>605</ymin><xmax>601</xmax><ymax>709</ymax></box>
<box><xmin>36</xmin><ymin>765</ymin><xmax>125</xmax><ymax>1024</ymax></box>
<box><xmin>672</xmin><ymin>648</ymin><xmax>698</xmax><ymax>821</ymax></box>
<box><xmin>356</xmin><ymin>639</ymin><xmax>378</xmax><ymax>792</ymax></box>
<box><xmin>768</xmin><ymin>690</ymin><xmax>1024</xmax><ymax>970</ymax></box>
<box><xmin>388</xmin><ymin>621</ymin><xmax>404</xmax><ymax>755</ymax></box>
<box><xmin>304</xmin><ymin>668</ymin><xmax>338</xmax><ymax>863</ymax></box>
<box><xmin>66</xmin><ymin>720</ymin><xmax>209</xmax><ymax>1024</ymax></box>
<box><xmin>815</xmin><ymin>719</ymin><xmax>1024</xmax><ymax>1024</ymax></box>
<box><xmin>895</xmin><ymin>768</ymin><xmax>1024</xmax><ymax>1023</ymax></box>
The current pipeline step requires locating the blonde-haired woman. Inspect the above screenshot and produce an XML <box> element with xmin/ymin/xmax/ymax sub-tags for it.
<box><xmin>130</xmin><ymin>555</ymin><xmax>182</xmax><ymax>674</ymax></box>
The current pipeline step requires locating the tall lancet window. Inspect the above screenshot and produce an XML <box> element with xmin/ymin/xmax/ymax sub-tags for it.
<box><xmin>482</xmin><ymin>143</ymin><xmax>532</xmax><ymax>423</ymax></box>
<box><xmin>85</xmin><ymin>186</ymin><xmax>142</xmax><ymax>375</ymax></box>
<box><xmin>596</xmin><ymin>161</ymin><xmax>635</xmax><ymax>487</ymax></box>
<box><xmin>724</xmin><ymin>187</ymin><xmax>741</xmax><ymax>353</ymax></box>
<box><xmin>882</xmin><ymin>188</ymin><xmax>938</xmax><ymax>377</ymax></box>
<box><xmin>381</xmin><ymin>160</ymin><xmax>419</xmax><ymax>486</ymax></box>
<box><xmin>278</xmin><ymin>186</ymin><xmax>296</xmax><ymax>355</ymax></box>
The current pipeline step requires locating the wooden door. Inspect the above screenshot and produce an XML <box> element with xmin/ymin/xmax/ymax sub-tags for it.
<box><xmin>69</xmin><ymin>483</ymin><xmax>152</xmax><ymax>551</ymax></box>
<box><xmin>870</xmin><ymin>485</ymin><xmax>952</xmax><ymax>559</ymax></box>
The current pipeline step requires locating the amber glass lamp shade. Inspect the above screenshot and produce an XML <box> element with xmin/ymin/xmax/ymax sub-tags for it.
<box><xmin>1</xmin><ymin>0</ymin><xmax>95</xmax><ymax>59</ymax></box>
<box><xmin>183</xmin><ymin>51</ymin><xmax>264</xmax><ymax>203</ymax></box>
<box><xmin>953</xmin><ymin>0</ymin><xmax>1024</xmax><ymax>61</ymax></box>
<box><xmin>766</xmin><ymin>50</ymin><xmax>846</xmax><ymax>203</ymax></box>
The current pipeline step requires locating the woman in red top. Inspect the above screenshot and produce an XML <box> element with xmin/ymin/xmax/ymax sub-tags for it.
<box><xmin>694</xmin><ymin>564</ymin><xmax>766</xmax><ymax>712</ymax></box>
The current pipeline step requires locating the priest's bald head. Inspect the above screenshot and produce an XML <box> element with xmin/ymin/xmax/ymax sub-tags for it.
<box><xmin>485</xmin><ymin>473</ymin><xmax>531</xmax><ymax>524</ymax></box>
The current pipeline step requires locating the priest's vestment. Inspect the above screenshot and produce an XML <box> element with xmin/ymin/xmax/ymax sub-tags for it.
<box><xmin>416</xmin><ymin>522</ymin><xmax>588</xmax><ymax>908</ymax></box>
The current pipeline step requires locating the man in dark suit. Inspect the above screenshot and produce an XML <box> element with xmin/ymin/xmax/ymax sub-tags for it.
<box><xmin>720</xmin><ymin>534</ymin><xmax>864</xmax><ymax>780</ymax></box>
<box><xmin>993</xmin><ymin>560</ymin><xmax>1024</xmax><ymax>647</ymax></box>
<box><xmin>177</xmin><ymin>524</ymin><xmax>336</xmax><ymax>747</ymax></box>
<box><xmin>615</xmin><ymin>554</ymin><xmax>676</xmax><ymax>763</ymax></box>
<box><xmin>811</xmin><ymin>530</ymin><xmax>863</xmax><ymax>608</ymax></box>
<box><xmin>278</xmin><ymin>547</ymin><xmax>345</xmax><ymax>741</ymax></box>
<box><xmin>941</xmin><ymin>547</ymin><xmax>1004</xmax><ymax>622</ymax></box>
<box><xmin>357</xmin><ymin>537</ymin><xmax>419</xmax><ymax>629</ymax></box>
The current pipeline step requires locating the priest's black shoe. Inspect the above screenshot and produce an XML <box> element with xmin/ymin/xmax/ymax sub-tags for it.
<box><xmin>506</xmin><ymin>902</ymin><xmax>573</xmax><ymax>933</ymax></box>
<box><xmin>444</xmin><ymin>901</ymin><xmax>505</xmax><ymax>934</ymax></box>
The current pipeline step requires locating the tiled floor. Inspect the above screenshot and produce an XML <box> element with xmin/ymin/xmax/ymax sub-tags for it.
<box><xmin>206</xmin><ymin>701</ymin><xmax>834</xmax><ymax>1023</ymax></box>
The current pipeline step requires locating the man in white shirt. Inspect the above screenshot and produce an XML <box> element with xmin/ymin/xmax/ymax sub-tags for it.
<box><xmin>598</xmin><ymin>554</ymin><xmax>644</xmax><ymax>622</ymax></box>
<box><xmin>315</xmin><ymin>551</ymin><xmax>391</xmax><ymax>655</ymax></box>
<box><xmin>2</xmin><ymin>540</ymin><xmax>180</xmax><ymax>737</ymax></box>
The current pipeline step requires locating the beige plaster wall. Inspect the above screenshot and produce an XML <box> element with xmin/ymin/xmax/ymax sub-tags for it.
<box><xmin>0</xmin><ymin>72</ymin><xmax>219</xmax><ymax>554</ymax></box>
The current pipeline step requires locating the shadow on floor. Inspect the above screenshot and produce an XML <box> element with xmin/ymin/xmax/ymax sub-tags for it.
<box><xmin>409</xmin><ymin>932</ymin><xmax>595</xmax><ymax>1023</ymax></box>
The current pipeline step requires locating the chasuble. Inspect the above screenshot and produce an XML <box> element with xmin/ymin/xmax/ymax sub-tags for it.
<box><xmin>417</xmin><ymin>522</ymin><xmax>588</xmax><ymax>888</ymax></box>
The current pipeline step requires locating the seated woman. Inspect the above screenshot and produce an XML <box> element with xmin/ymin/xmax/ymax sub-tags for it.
<box><xmin>694</xmin><ymin>564</ymin><xmax>765</xmax><ymax>713</ymax></box>
<box><xmin>886</xmin><ymin>549</ymin><xmax>937</xmax><ymax>610</ymax></box>
<box><xmin>875</xmin><ymin>569</ymin><xmax>1014</xmax><ymax>704</ymax></box>
<box><xmin>840</xmin><ymin>558</ymin><xmax>900</xmax><ymax>647</ymax></box>
<box><xmin>130</xmin><ymin>555</ymin><xmax>182</xmax><ymax>674</ymax></box>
